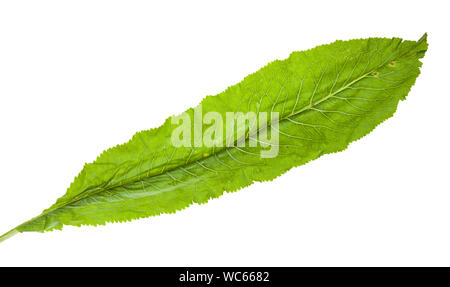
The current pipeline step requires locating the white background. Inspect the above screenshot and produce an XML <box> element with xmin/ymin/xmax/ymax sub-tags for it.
<box><xmin>0</xmin><ymin>0</ymin><xmax>449</xmax><ymax>267</ymax></box>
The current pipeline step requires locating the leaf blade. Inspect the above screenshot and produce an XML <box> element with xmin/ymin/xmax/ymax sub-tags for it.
<box><xmin>2</xmin><ymin>34</ymin><xmax>428</xmax><ymax>239</ymax></box>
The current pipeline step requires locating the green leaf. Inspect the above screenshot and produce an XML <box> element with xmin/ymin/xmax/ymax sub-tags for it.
<box><xmin>0</xmin><ymin>34</ymin><xmax>428</xmax><ymax>242</ymax></box>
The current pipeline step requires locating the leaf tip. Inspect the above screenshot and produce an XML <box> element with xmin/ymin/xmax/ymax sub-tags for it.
<box><xmin>416</xmin><ymin>33</ymin><xmax>428</xmax><ymax>58</ymax></box>
<box><xmin>419</xmin><ymin>32</ymin><xmax>428</xmax><ymax>42</ymax></box>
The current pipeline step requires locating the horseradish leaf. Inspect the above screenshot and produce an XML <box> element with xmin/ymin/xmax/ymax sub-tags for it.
<box><xmin>0</xmin><ymin>34</ymin><xmax>428</xmax><ymax>242</ymax></box>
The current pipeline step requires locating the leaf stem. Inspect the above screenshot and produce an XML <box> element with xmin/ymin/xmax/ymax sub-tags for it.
<box><xmin>0</xmin><ymin>228</ymin><xmax>19</xmax><ymax>243</ymax></box>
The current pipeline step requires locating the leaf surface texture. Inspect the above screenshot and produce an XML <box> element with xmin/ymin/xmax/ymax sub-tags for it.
<box><xmin>0</xmin><ymin>35</ymin><xmax>428</xmax><ymax>242</ymax></box>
